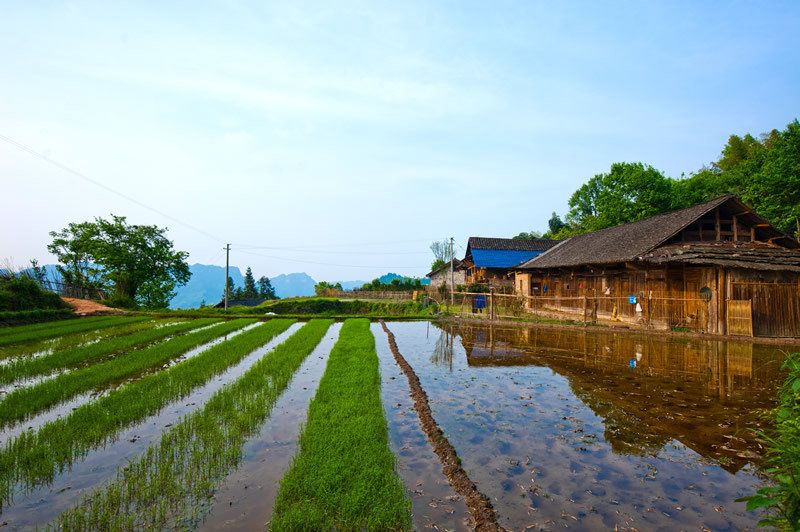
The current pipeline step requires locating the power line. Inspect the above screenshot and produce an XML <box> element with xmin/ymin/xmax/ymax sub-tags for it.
<box><xmin>0</xmin><ymin>133</ymin><xmax>225</xmax><ymax>243</ymax></box>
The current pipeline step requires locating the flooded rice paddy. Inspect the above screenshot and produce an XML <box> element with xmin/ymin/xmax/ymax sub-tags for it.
<box><xmin>0</xmin><ymin>316</ymin><xmax>792</xmax><ymax>530</ymax></box>
<box><xmin>388</xmin><ymin>320</ymin><xmax>790</xmax><ymax>531</ymax></box>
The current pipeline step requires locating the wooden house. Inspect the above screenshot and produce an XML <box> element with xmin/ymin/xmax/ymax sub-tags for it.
<box><xmin>426</xmin><ymin>259</ymin><xmax>466</xmax><ymax>288</ymax></box>
<box><xmin>514</xmin><ymin>195</ymin><xmax>800</xmax><ymax>337</ymax></box>
<box><xmin>463</xmin><ymin>237</ymin><xmax>560</xmax><ymax>289</ymax></box>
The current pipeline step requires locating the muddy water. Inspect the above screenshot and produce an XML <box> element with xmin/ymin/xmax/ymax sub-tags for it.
<box><xmin>0</xmin><ymin>322</ymin><xmax>303</xmax><ymax>530</ymax></box>
<box><xmin>386</xmin><ymin>321</ymin><xmax>790</xmax><ymax>531</ymax></box>
<box><xmin>198</xmin><ymin>322</ymin><xmax>342</xmax><ymax>530</ymax></box>
<box><xmin>372</xmin><ymin>323</ymin><xmax>472</xmax><ymax>531</ymax></box>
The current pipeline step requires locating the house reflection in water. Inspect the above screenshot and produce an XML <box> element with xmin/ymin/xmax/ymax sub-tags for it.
<box><xmin>443</xmin><ymin>322</ymin><xmax>788</xmax><ymax>472</ymax></box>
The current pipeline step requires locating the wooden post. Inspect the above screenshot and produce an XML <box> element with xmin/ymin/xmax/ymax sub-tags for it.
<box><xmin>715</xmin><ymin>207</ymin><xmax>721</xmax><ymax>241</ymax></box>
<box><xmin>733</xmin><ymin>215</ymin><xmax>738</xmax><ymax>241</ymax></box>
<box><xmin>490</xmin><ymin>288</ymin><xmax>494</xmax><ymax>321</ymax></box>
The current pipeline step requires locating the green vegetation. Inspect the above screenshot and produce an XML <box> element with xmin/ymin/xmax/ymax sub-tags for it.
<box><xmin>222</xmin><ymin>266</ymin><xmax>277</xmax><ymax>302</ymax></box>
<box><xmin>263</xmin><ymin>297</ymin><xmax>436</xmax><ymax>317</ymax></box>
<box><xmin>56</xmin><ymin>319</ymin><xmax>331</xmax><ymax>529</ymax></box>
<box><xmin>0</xmin><ymin>274</ymin><xmax>69</xmax><ymax>312</ymax></box>
<box><xmin>0</xmin><ymin>319</ymin><xmax>292</xmax><ymax>502</ymax></box>
<box><xmin>271</xmin><ymin>319</ymin><xmax>411</xmax><ymax>531</ymax></box>
<box><xmin>0</xmin><ymin>308</ymin><xmax>75</xmax><ymax>326</ymax></box>
<box><xmin>0</xmin><ymin>316</ymin><xmax>133</xmax><ymax>347</ymax></box>
<box><xmin>516</xmin><ymin>119</ymin><xmax>800</xmax><ymax>239</ymax></box>
<box><xmin>0</xmin><ymin>318</ymin><xmax>229</xmax><ymax>426</ymax></box>
<box><xmin>0</xmin><ymin>317</ymin><xmax>160</xmax><ymax>361</ymax></box>
<box><xmin>48</xmin><ymin>215</ymin><xmax>191</xmax><ymax>309</ymax></box>
<box><xmin>0</xmin><ymin>319</ymin><xmax>192</xmax><ymax>385</ymax></box>
<box><xmin>739</xmin><ymin>352</ymin><xmax>800</xmax><ymax>529</ymax></box>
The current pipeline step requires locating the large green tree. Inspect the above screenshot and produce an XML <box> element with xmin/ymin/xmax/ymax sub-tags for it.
<box><xmin>257</xmin><ymin>276</ymin><xmax>277</xmax><ymax>299</ymax></box>
<box><xmin>48</xmin><ymin>215</ymin><xmax>190</xmax><ymax>308</ymax></box>
<box><xmin>567</xmin><ymin>162</ymin><xmax>677</xmax><ymax>232</ymax></box>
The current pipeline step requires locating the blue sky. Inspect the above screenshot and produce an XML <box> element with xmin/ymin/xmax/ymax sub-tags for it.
<box><xmin>2</xmin><ymin>1</ymin><xmax>798</xmax><ymax>282</ymax></box>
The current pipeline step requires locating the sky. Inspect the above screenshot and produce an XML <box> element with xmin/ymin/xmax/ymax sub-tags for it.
<box><xmin>2</xmin><ymin>1</ymin><xmax>799</xmax><ymax>283</ymax></box>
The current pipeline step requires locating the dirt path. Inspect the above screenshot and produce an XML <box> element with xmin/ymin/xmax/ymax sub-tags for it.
<box><xmin>379</xmin><ymin>320</ymin><xmax>505</xmax><ymax>532</ymax></box>
<box><xmin>61</xmin><ymin>298</ymin><xmax>125</xmax><ymax>315</ymax></box>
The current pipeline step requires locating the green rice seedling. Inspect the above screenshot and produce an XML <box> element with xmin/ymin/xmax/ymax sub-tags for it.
<box><xmin>270</xmin><ymin>319</ymin><xmax>411</xmax><ymax>531</ymax></box>
<box><xmin>0</xmin><ymin>318</ymin><xmax>229</xmax><ymax>426</ymax></box>
<box><xmin>0</xmin><ymin>319</ymin><xmax>294</xmax><ymax>502</ymax></box>
<box><xmin>0</xmin><ymin>319</ymin><xmax>193</xmax><ymax>385</ymax></box>
<box><xmin>0</xmin><ymin>317</ymin><xmax>162</xmax><ymax>362</ymax></box>
<box><xmin>55</xmin><ymin>319</ymin><xmax>333</xmax><ymax>530</ymax></box>
<box><xmin>0</xmin><ymin>316</ymin><xmax>140</xmax><ymax>348</ymax></box>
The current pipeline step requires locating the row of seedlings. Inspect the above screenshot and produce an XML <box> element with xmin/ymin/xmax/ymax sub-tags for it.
<box><xmin>0</xmin><ymin>318</ymin><xmax>202</xmax><ymax>385</ymax></box>
<box><xmin>0</xmin><ymin>316</ymin><xmax>159</xmax><ymax>361</ymax></box>
<box><xmin>0</xmin><ymin>319</ymin><xmax>295</xmax><ymax>503</ymax></box>
<box><xmin>0</xmin><ymin>316</ymin><xmax>140</xmax><ymax>348</ymax></box>
<box><xmin>0</xmin><ymin>317</ymin><xmax>238</xmax><ymax>426</ymax></box>
<box><xmin>270</xmin><ymin>318</ymin><xmax>412</xmax><ymax>531</ymax></box>
<box><xmin>56</xmin><ymin>319</ymin><xmax>335</xmax><ymax>529</ymax></box>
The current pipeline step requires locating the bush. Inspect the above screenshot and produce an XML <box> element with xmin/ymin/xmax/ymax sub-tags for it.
<box><xmin>103</xmin><ymin>294</ymin><xmax>138</xmax><ymax>310</ymax></box>
<box><xmin>0</xmin><ymin>276</ymin><xmax>69</xmax><ymax>312</ymax></box>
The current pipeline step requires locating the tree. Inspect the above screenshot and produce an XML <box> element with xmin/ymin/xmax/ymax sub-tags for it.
<box><xmin>512</xmin><ymin>231</ymin><xmax>542</xmax><ymax>240</ymax></box>
<box><xmin>242</xmin><ymin>267</ymin><xmax>258</xmax><ymax>299</ymax></box>
<box><xmin>314</xmin><ymin>281</ymin><xmax>339</xmax><ymax>295</ymax></box>
<box><xmin>222</xmin><ymin>276</ymin><xmax>237</xmax><ymax>303</ymax></box>
<box><xmin>48</xmin><ymin>215</ymin><xmax>190</xmax><ymax>309</ymax></box>
<box><xmin>429</xmin><ymin>240</ymin><xmax>451</xmax><ymax>271</ymax></box>
<box><xmin>567</xmin><ymin>162</ymin><xmax>676</xmax><ymax>232</ymax></box>
<box><xmin>257</xmin><ymin>276</ymin><xmax>277</xmax><ymax>299</ymax></box>
<box><xmin>547</xmin><ymin>212</ymin><xmax>566</xmax><ymax>235</ymax></box>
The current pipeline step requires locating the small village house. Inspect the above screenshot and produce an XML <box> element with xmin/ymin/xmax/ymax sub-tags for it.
<box><xmin>514</xmin><ymin>195</ymin><xmax>800</xmax><ymax>337</ymax></box>
<box><xmin>463</xmin><ymin>237</ymin><xmax>560</xmax><ymax>289</ymax></box>
<box><xmin>426</xmin><ymin>259</ymin><xmax>466</xmax><ymax>288</ymax></box>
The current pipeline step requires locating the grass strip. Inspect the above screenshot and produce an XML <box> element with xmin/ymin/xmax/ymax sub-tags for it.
<box><xmin>0</xmin><ymin>318</ymin><xmax>227</xmax><ymax>426</ymax></box>
<box><xmin>270</xmin><ymin>318</ymin><xmax>411</xmax><ymax>531</ymax></box>
<box><xmin>0</xmin><ymin>319</ymin><xmax>196</xmax><ymax>385</ymax></box>
<box><xmin>0</xmin><ymin>316</ymin><xmax>139</xmax><ymax>347</ymax></box>
<box><xmin>54</xmin><ymin>319</ymin><xmax>332</xmax><ymax>529</ymax></box>
<box><xmin>0</xmin><ymin>317</ymin><xmax>162</xmax><ymax>362</ymax></box>
<box><xmin>738</xmin><ymin>351</ymin><xmax>800</xmax><ymax>529</ymax></box>
<box><xmin>0</xmin><ymin>318</ymin><xmax>292</xmax><ymax>503</ymax></box>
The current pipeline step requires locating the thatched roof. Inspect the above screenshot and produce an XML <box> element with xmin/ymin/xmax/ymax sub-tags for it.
<box><xmin>519</xmin><ymin>195</ymin><xmax>799</xmax><ymax>270</ymax></box>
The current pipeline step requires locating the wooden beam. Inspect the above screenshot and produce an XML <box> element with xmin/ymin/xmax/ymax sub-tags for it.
<box><xmin>715</xmin><ymin>207</ymin><xmax>721</xmax><ymax>240</ymax></box>
<box><xmin>769</xmin><ymin>236</ymin><xmax>787</xmax><ymax>243</ymax></box>
<box><xmin>733</xmin><ymin>215</ymin><xmax>738</xmax><ymax>241</ymax></box>
<box><xmin>754</xmin><ymin>224</ymin><xmax>771</xmax><ymax>227</ymax></box>
<box><xmin>751</xmin><ymin>227</ymin><xmax>756</xmax><ymax>242</ymax></box>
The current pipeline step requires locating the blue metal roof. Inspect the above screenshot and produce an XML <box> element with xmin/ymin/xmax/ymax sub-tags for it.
<box><xmin>471</xmin><ymin>249</ymin><xmax>545</xmax><ymax>268</ymax></box>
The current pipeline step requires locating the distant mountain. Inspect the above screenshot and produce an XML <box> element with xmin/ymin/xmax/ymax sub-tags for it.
<box><xmin>339</xmin><ymin>280</ymin><xmax>366</xmax><ymax>291</ymax></box>
<box><xmin>270</xmin><ymin>272</ymin><xmax>316</xmax><ymax>298</ymax></box>
<box><xmin>170</xmin><ymin>264</ymin><xmax>243</xmax><ymax>309</ymax></box>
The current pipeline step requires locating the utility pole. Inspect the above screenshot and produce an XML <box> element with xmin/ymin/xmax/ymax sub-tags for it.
<box><xmin>450</xmin><ymin>237</ymin><xmax>455</xmax><ymax>306</ymax></box>
<box><xmin>224</xmin><ymin>243</ymin><xmax>230</xmax><ymax>311</ymax></box>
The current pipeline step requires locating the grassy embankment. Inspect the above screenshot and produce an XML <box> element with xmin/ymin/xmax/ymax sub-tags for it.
<box><xmin>740</xmin><ymin>351</ymin><xmax>800</xmax><ymax>529</ymax></box>
<box><xmin>270</xmin><ymin>319</ymin><xmax>411</xmax><ymax>531</ymax></box>
<box><xmin>0</xmin><ymin>319</ymin><xmax>293</xmax><ymax>502</ymax></box>
<box><xmin>0</xmin><ymin>275</ymin><xmax>73</xmax><ymax>325</ymax></box>
<box><xmin>0</xmin><ymin>318</ymin><xmax>193</xmax><ymax>385</ymax></box>
<box><xmin>0</xmin><ymin>317</ymin><xmax>162</xmax><ymax>361</ymax></box>
<box><xmin>159</xmin><ymin>297</ymin><xmax>438</xmax><ymax>319</ymax></box>
<box><xmin>0</xmin><ymin>318</ymin><xmax>235</xmax><ymax>426</ymax></box>
<box><xmin>56</xmin><ymin>319</ymin><xmax>333</xmax><ymax>529</ymax></box>
<box><xmin>0</xmin><ymin>316</ymin><xmax>135</xmax><ymax>348</ymax></box>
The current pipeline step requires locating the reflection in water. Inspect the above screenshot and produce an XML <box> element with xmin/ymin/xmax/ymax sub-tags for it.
<box><xmin>386</xmin><ymin>321</ymin><xmax>790</xmax><ymax>531</ymax></box>
<box><xmin>430</xmin><ymin>327</ymin><xmax>454</xmax><ymax>370</ymax></box>
<box><xmin>458</xmin><ymin>323</ymin><xmax>783</xmax><ymax>471</ymax></box>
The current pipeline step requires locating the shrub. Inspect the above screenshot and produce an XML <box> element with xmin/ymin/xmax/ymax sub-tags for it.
<box><xmin>0</xmin><ymin>276</ymin><xmax>68</xmax><ymax>312</ymax></box>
